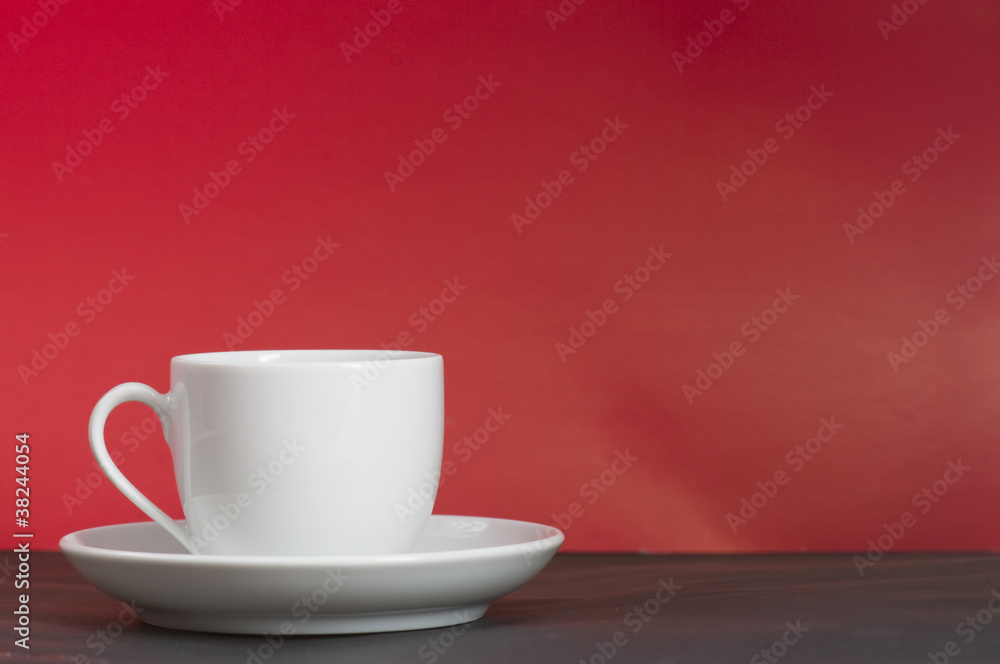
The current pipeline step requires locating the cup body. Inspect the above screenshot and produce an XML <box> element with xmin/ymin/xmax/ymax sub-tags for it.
<box><xmin>164</xmin><ymin>350</ymin><xmax>443</xmax><ymax>556</ymax></box>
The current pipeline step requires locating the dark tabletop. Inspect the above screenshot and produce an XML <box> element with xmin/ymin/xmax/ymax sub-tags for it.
<box><xmin>5</xmin><ymin>551</ymin><xmax>1000</xmax><ymax>663</ymax></box>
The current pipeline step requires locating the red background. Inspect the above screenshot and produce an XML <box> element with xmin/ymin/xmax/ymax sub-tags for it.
<box><xmin>3</xmin><ymin>0</ymin><xmax>999</xmax><ymax>553</ymax></box>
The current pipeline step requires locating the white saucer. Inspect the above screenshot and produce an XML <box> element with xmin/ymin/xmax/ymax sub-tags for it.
<box><xmin>60</xmin><ymin>515</ymin><xmax>563</xmax><ymax>635</ymax></box>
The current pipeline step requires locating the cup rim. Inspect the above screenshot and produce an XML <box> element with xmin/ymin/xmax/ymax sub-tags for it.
<box><xmin>171</xmin><ymin>349</ymin><xmax>441</xmax><ymax>365</ymax></box>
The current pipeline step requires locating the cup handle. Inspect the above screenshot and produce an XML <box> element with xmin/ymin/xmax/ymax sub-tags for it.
<box><xmin>89</xmin><ymin>382</ymin><xmax>200</xmax><ymax>554</ymax></box>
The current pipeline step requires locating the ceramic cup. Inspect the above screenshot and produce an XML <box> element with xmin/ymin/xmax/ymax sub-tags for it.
<box><xmin>88</xmin><ymin>350</ymin><xmax>444</xmax><ymax>556</ymax></box>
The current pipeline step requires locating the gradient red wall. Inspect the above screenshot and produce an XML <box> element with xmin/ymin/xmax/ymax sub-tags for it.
<box><xmin>4</xmin><ymin>0</ymin><xmax>999</xmax><ymax>553</ymax></box>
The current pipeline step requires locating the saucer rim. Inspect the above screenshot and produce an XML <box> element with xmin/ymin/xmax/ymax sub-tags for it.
<box><xmin>59</xmin><ymin>514</ymin><xmax>565</xmax><ymax>567</ymax></box>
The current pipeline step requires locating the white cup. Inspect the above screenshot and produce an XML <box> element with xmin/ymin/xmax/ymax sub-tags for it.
<box><xmin>88</xmin><ymin>350</ymin><xmax>444</xmax><ymax>556</ymax></box>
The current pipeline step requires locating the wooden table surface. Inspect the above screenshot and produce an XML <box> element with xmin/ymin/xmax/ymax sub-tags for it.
<box><xmin>5</xmin><ymin>551</ymin><xmax>1000</xmax><ymax>663</ymax></box>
